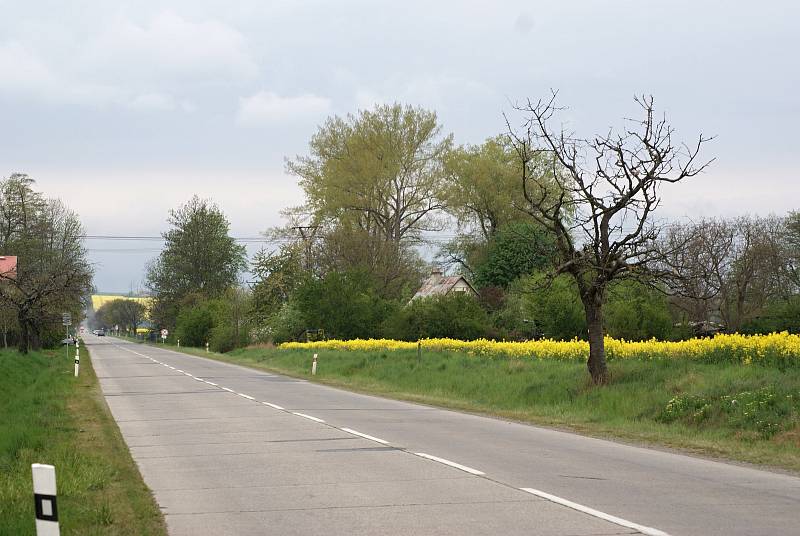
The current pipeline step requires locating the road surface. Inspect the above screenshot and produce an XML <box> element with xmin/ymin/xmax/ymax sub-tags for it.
<box><xmin>87</xmin><ymin>336</ymin><xmax>800</xmax><ymax>535</ymax></box>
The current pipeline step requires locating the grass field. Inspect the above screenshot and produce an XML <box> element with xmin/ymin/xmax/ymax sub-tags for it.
<box><xmin>0</xmin><ymin>345</ymin><xmax>166</xmax><ymax>535</ymax></box>
<box><xmin>156</xmin><ymin>341</ymin><xmax>800</xmax><ymax>473</ymax></box>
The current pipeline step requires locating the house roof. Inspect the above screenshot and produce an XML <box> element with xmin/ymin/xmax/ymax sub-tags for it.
<box><xmin>411</xmin><ymin>272</ymin><xmax>477</xmax><ymax>300</ymax></box>
<box><xmin>0</xmin><ymin>256</ymin><xmax>17</xmax><ymax>279</ymax></box>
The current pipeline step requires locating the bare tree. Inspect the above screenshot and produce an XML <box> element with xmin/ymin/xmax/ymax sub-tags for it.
<box><xmin>508</xmin><ymin>94</ymin><xmax>711</xmax><ymax>383</ymax></box>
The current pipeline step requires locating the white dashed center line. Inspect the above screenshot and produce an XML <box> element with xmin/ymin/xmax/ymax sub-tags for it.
<box><xmin>519</xmin><ymin>488</ymin><xmax>670</xmax><ymax>536</ymax></box>
<box><xmin>237</xmin><ymin>393</ymin><xmax>255</xmax><ymax>400</ymax></box>
<box><xmin>340</xmin><ymin>427</ymin><xmax>389</xmax><ymax>445</ymax></box>
<box><xmin>413</xmin><ymin>452</ymin><xmax>485</xmax><ymax>475</ymax></box>
<box><xmin>291</xmin><ymin>412</ymin><xmax>325</xmax><ymax>423</ymax></box>
<box><xmin>262</xmin><ymin>402</ymin><xmax>284</xmax><ymax>410</ymax></box>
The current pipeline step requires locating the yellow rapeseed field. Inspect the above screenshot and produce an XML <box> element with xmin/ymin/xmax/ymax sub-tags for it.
<box><xmin>90</xmin><ymin>294</ymin><xmax>153</xmax><ymax>312</ymax></box>
<box><xmin>280</xmin><ymin>332</ymin><xmax>800</xmax><ymax>365</ymax></box>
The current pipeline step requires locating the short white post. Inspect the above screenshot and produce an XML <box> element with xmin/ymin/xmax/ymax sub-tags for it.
<box><xmin>177</xmin><ymin>339</ymin><xmax>180</xmax><ymax>348</ymax></box>
<box><xmin>73</xmin><ymin>341</ymin><xmax>80</xmax><ymax>378</ymax></box>
<box><xmin>205</xmin><ymin>341</ymin><xmax>209</xmax><ymax>353</ymax></box>
<box><xmin>32</xmin><ymin>463</ymin><xmax>60</xmax><ymax>536</ymax></box>
<box><xmin>312</xmin><ymin>353</ymin><xmax>318</xmax><ymax>375</ymax></box>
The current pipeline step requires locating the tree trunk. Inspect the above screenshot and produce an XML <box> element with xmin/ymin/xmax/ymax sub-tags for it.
<box><xmin>583</xmin><ymin>294</ymin><xmax>609</xmax><ymax>384</ymax></box>
<box><xmin>17</xmin><ymin>317</ymin><xmax>29</xmax><ymax>354</ymax></box>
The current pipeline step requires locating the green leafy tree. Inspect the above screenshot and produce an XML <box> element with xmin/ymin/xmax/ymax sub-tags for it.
<box><xmin>293</xmin><ymin>271</ymin><xmax>397</xmax><ymax>340</ymax></box>
<box><xmin>146</xmin><ymin>196</ymin><xmax>246</xmax><ymax>329</ymax></box>
<box><xmin>501</xmin><ymin>274</ymin><xmax>586</xmax><ymax>341</ymax></box>
<box><xmin>0</xmin><ymin>174</ymin><xmax>92</xmax><ymax>352</ymax></box>
<box><xmin>443</xmin><ymin>135</ymin><xmax>528</xmax><ymax>240</ymax></box>
<box><xmin>473</xmin><ymin>222</ymin><xmax>555</xmax><ymax>289</ymax></box>
<box><xmin>94</xmin><ymin>298</ymin><xmax>146</xmax><ymax>335</ymax></box>
<box><xmin>288</xmin><ymin>103</ymin><xmax>452</xmax><ymax>243</ymax></box>
<box><xmin>286</xmin><ymin>103</ymin><xmax>449</xmax><ymax>299</ymax></box>
<box><xmin>209</xmin><ymin>287</ymin><xmax>252</xmax><ymax>352</ymax></box>
<box><xmin>604</xmin><ymin>280</ymin><xmax>674</xmax><ymax>341</ymax></box>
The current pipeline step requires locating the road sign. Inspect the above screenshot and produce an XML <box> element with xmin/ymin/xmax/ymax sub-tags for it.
<box><xmin>160</xmin><ymin>329</ymin><xmax>168</xmax><ymax>340</ymax></box>
<box><xmin>61</xmin><ymin>313</ymin><xmax>71</xmax><ymax>326</ymax></box>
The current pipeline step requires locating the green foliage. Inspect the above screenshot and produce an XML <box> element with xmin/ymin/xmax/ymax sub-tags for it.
<box><xmin>263</xmin><ymin>300</ymin><xmax>306</xmax><ymax>344</ymax></box>
<box><xmin>288</xmin><ymin>103</ymin><xmax>451</xmax><ymax>241</ymax></box>
<box><xmin>251</xmin><ymin>246</ymin><xmax>303</xmax><ymax>319</ymax></box>
<box><xmin>208</xmin><ymin>288</ymin><xmax>252</xmax><ymax>352</ymax></box>
<box><xmin>443</xmin><ymin>135</ymin><xmax>528</xmax><ymax>239</ymax></box>
<box><xmin>293</xmin><ymin>271</ymin><xmax>397</xmax><ymax>340</ymax></box>
<box><xmin>146</xmin><ymin>196</ymin><xmax>246</xmax><ymax>328</ymax></box>
<box><xmin>501</xmin><ymin>274</ymin><xmax>586</xmax><ymax>340</ymax></box>
<box><xmin>175</xmin><ymin>301</ymin><xmax>214</xmax><ymax>347</ymax></box>
<box><xmin>473</xmin><ymin>222</ymin><xmax>555</xmax><ymax>289</ymax></box>
<box><xmin>604</xmin><ymin>280</ymin><xmax>674</xmax><ymax>341</ymax></box>
<box><xmin>94</xmin><ymin>298</ymin><xmax>147</xmax><ymax>334</ymax></box>
<box><xmin>740</xmin><ymin>296</ymin><xmax>800</xmax><ymax>335</ymax></box>
<box><xmin>383</xmin><ymin>293</ymin><xmax>489</xmax><ymax>341</ymax></box>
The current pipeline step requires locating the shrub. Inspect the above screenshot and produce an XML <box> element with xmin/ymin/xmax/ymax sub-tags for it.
<box><xmin>175</xmin><ymin>303</ymin><xmax>213</xmax><ymax>347</ymax></box>
<box><xmin>383</xmin><ymin>293</ymin><xmax>490</xmax><ymax>341</ymax></box>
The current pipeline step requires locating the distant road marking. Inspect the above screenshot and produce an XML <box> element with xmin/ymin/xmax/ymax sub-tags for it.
<box><xmin>237</xmin><ymin>393</ymin><xmax>255</xmax><ymax>400</ymax></box>
<box><xmin>204</xmin><ymin>381</ymin><xmax>218</xmax><ymax>386</ymax></box>
<box><xmin>262</xmin><ymin>402</ymin><xmax>284</xmax><ymax>410</ymax></box>
<box><xmin>168</xmin><ymin>366</ymin><xmax>175</xmax><ymax>370</ymax></box>
<box><xmin>194</xmin><ymin>377</ymin><xmax>205</xmax><ymax>382</ymax></box>
<box><xmin>413</xmin><ymin>453</ymin><xmax>484</xmax><ymax>475</ymax></box>
<box><xmin>292</xmin><ymin>412</ymin><xmax>325</xmax><ymax>423</ymax></box>
<box><xmin>176</xmin><ymin>369</ymin><xmax>184</xmax><ymax>373</ymax></box>
<box><xmin>341</xmin><ymin>428</ymin><xmax>389</xmax><ymax>445</ymax></box>
<box><xmin>519</xmin><ymin>488</ymin><xmax>670</xmax><ymax>536</ymax></box>
<box><xmin>221</xmin><ymin>387</ymin><xmax>234</xmax><ymax>393</ymax></box>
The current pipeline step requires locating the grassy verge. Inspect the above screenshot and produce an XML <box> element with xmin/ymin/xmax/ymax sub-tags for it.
<box><xmin>149</xmin><ymin>339</ymin><xmax>800</xmax><ymax>473</ymax></box>
<box><xmin>0</xmin><ymin>345</ymin><xmax>167</xmax><ymax>535</ymax></box>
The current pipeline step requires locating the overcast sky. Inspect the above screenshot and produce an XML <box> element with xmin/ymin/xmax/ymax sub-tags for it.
<box><xmin>1</xmin><ymin>0</ymin><xmax>798</xmax><ymax>292</ymax></box>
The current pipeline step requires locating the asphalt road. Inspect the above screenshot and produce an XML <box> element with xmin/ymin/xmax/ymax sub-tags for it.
<box><xmin>87</xmin><ymin>336</ymin><xmax>800</xmax><ymax>536</ymax></box>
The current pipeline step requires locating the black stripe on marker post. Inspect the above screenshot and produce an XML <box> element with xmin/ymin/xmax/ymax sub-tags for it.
<box><xmin>34</xmin><ymin>493</ymin><xmax>58</xmax><ymax>522</ymax></box>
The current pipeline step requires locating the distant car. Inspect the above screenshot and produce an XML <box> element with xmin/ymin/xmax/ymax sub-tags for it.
<box><xmin>93</xmin><ymin>329</ymin><xmax>105</xmax><ymax>336</ymax></box>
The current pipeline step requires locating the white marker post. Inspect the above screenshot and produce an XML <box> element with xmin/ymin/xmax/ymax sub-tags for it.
<box><xmin>177</xmin><ymin>339</ymin><xmax>180</xmax><ymax>348</ymax></box>
<box><xmin>312</xmin><ymin>353</ymin><xmax>318</xmax><ymax>375</ymax></box>
<box><xmin>31</xmin><ymin>464</ymin><xmax>60</xmax><ymax>536</ymax></box>
<box><xmin>206</xmin><ymin>342</ymin><xmax>209</xmax><ymax>353</ymax></box>
<box><xmin>74</xmin><ymin>340</ymin><xmax>80</xmax><ymax>377</ymax></box>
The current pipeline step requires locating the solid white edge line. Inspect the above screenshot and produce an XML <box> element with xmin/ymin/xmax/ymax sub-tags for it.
<box><xmin>413</xmin><ymin>452</ymin><xmax>484</xmax><ymax>475</ymax></box>
<box><xmin>292</xmin><ymin>412</ymin><xmax>325</xmax><ymax>423</ymax></box>
<box><xmin>205</xmin><ymin>381</ymin><xmax>218</xmax><ymax>386</ymax></box>
<box><xmin>237</xmin><ymin>393</ymin><xmax>255</xmax><ymax>400</ymax></box>
<box><xmin>262</xmin><ymin>402</ymin><xmax>284</xmax><ymax>410</ymax></box>
<box><xmin>221</xmin><ymin>387</ymin><xmax>234</xmax><ymax>392</ymax></box>
<box><xmin>176</xmin><ymin>369</ymin><xmax>184</xmax><ymax>373</ymax></box>
<box><xmin>340</xmin><ymin>427</ymin><xmax>389</xmax><ymax>445</ymax></box>
<box><xmin>519</xmin><ymin>488</ymin><xmax>670</xmax><ymax>536</ymax></box>
<box><xmin>194</xmin><ymin>377</ymin><xmax>205</xmax><ymax>382</ymax></box>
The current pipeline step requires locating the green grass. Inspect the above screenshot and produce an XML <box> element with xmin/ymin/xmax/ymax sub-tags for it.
<box><xmin>153</xmin><ymin>342</ymin><xmax>800</xmax><ymax>473</ymax></box>
<box><xmin>0</xmin><ymin>345</ymin><xmax>167</xmax><ymax>535</ymax></box>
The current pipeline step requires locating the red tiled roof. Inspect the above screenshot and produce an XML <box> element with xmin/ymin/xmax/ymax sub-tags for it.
<box><xmin>0</xmin><ymin>256</ymin><xmax>17</xmax><ymax>279</ymax></box>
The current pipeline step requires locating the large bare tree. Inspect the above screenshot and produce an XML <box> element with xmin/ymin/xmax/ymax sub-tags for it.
<box><xmin>508</xmin><ymin>94</ymin><xmax>711</xmax><ymax>383</ymax></box>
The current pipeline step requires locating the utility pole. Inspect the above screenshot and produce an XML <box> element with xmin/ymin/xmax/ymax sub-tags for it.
<box><xmin>291</xmin><ymin>225</ymin><xmax>319</xmax><ymax>272</ymax></box>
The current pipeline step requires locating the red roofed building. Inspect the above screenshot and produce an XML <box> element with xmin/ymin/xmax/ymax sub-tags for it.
<box><xmin>0</xmin><ymin>256</ymin><xmax>17</xmax><ymax>280</ymax></box>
